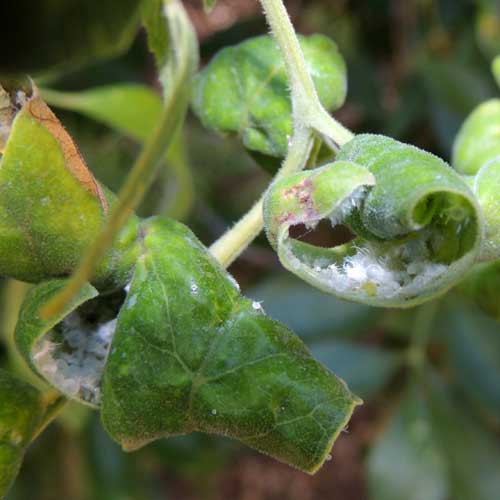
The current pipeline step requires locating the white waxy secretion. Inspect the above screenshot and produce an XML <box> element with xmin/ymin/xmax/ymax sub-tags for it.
<box><xmin>33</xmin><ymin>313</ymin><xmax>117</xmax><ymax>406</ymax></box>
<box><xmin>285</xmin><ymin>187</ymin><xmax>449</xmax><ymax>301</ymax></box>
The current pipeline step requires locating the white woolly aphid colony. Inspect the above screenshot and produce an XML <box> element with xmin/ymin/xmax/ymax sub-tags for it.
<box><xmin>33</xmin><ymin>311</ymin><xmax>118</xmax><ymax>406</ymax></box>
<box><xmin>286</xmin><ymin>187</ymin><xmax>451</xmax><ymax>300</ymax></box>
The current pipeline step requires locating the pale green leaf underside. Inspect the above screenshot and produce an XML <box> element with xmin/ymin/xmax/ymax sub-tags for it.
<box><xmin>473</xmin><ymin>158</ymin><xmax>500</xmax><ymax>260</ymax></box>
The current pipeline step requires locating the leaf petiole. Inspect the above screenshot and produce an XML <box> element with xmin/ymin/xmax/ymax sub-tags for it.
<box><xmin>210</xmin><ymin>127</ymin><xmax>314</xmax><ymax>266</ymax></box>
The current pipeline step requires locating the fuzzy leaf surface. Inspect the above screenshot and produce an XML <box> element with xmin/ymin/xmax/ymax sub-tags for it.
<box><xmin>191</xmin><ymin>34</ymin><xmax>347</xmax><ymax>171</ymax></box>
<box><xmin>100</xmin><ymin>217</ymin><xmax>360</xmax><ymax>473</ymax></box>
<box><xmin>0</xmin><ymin>82</ymin><xmax>140</xmax><ymax>288</ymax></box>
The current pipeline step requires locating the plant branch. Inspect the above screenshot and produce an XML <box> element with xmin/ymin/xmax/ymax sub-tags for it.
<box><xmin>210</xmin><ymin>0</ymin><xmax>354</xmax><ymax>266</ymax></box>
<box><xmin>210</xmin><ymin>127</ymin><xmax>314</xmax><ymax>267</ymax></box>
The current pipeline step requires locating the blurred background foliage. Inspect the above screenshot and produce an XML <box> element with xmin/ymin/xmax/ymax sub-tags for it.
<box><xmin>1</xmin><ymin>0</ymin><xmax>500</xmax><ymax>499</ymax></box>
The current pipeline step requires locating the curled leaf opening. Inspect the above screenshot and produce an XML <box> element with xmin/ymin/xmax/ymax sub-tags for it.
<box><xmin>264</xmin><ymin>135</ymin><xmax>482</xmax><ymax>307</ymax></box>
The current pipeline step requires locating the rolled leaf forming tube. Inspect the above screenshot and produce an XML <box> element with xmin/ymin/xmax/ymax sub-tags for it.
<box><xmin>264</xmin><ymin>135</ymin><xmax>482</xmax><ymax>307</ymax></box>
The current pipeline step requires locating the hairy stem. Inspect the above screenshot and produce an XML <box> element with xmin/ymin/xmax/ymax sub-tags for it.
<box><xmin>210</xmin><ymin>0</ymin><xmax>354</xmax><ymax>266</ymax></box>
<box><xmin>258</xmin><ymin>0</ymin><xmax>353</xmax><ymax>146</ymax></box>
<box><xmin>210</xmin><ymin>128</ymin><xmax>314</xmax><ymax>266</ymax></box>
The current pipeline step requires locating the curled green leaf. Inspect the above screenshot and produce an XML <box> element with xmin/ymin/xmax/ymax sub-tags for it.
<box><xmin>0</xmin><ymin>370</ymin><xmax>46</xmax><ymax>497</ymax></box>
<box><xmin>15</xmin><ymin>279</ymin><xmax>105</xmax><ymax>407</ymax></box>
<box><xmin>191</xmin><ymin>34</ymin><xmax>347</xmax><ymax>172</ymax></box>
<box><xmin>15</xmin><ymin>217</ymin><xmax>360</xmax><ymax>474</ymax></box>
<box><xmin>264</xmin><ymin>135</ymin><xmax>482</xmax><ymax>307</ymax></box>
<box><xmin>0</xmin><ymin>80</ymin><xmax>139</xmax><ymax>288</ymax></box>
<box><xmin>452</xmin><ymin>99</ymin><xmax>500</xmax><ymax>176</ymax></box>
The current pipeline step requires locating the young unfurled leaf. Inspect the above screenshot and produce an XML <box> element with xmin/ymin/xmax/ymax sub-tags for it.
<box><xmin>0</xmin><ymin>81</ymin><xmax>139</xmax><ymax>288</ymax></box>
<box><xmin>0</xmin><ymin>370</ymin><xmax>47</xmax><ymax>497</ymax></box>
<box><xmin>191</xmin><ymin>34</ymin><xmax>347</xmax><ymax>172</ymax></box>
<box><xmin>15</xmin><ymin>216</ymin><xmax>360</xmax><ymax>474</ymax></box>
<box><xmin>0</xmin><ymin>0</ymin><xmax>142</xmax><ymax>75</ymax></box>
<box><xmin>264</xmin><ymin>135</ymin><xmax>482</xmax><ymax>307</ymax></box>
<box><xmin>452</xmin><ymin>99</ymin><xmax>500</xmax><ymax>176</ymax></box>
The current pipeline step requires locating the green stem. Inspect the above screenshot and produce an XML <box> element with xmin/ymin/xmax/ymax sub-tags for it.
<box><xmin>210</xmin><ymin>128</ymin><xmax>314</xmax><ymax>267</ymax></box>
<box><xmin>42</xmin><ymin>105</ymin><xmax>186</xmax><ymax>319</ymax></box>
<box><xmin>41</xmin><ymin>0</ymin><xmax>197</xmax><ymax>320</ymax></box>
<box><xmin>160</xmin><ymin>129</ymin><xmax>195</xmax><ymax>221</ymax></box>
<box><xmin>258</xmin><ymin>0</ymin><xmax>353</xmax><ymax>146</ymax></box>
<box><xmin>210</xmin><ymin>0</ymin><xmax>354</xmax><ymax>266</ymax></box>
